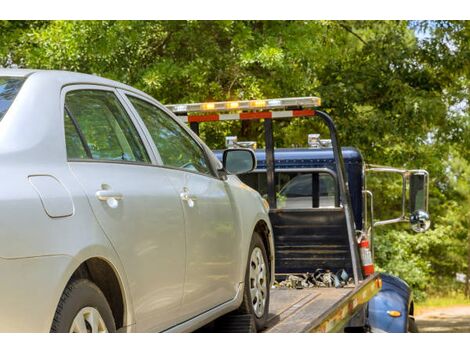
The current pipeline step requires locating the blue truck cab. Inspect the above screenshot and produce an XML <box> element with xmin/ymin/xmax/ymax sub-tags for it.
<box><xmin>214</xmin><ymin>140</ymin><xmax>417</xmax><ymax>333</ymax></box>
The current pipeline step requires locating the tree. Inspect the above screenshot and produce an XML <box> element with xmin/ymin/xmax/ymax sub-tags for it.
<box><xmin>1</xmin><ymin>20</ymin><xmax>468</xmax><ymax>299</ymax></box>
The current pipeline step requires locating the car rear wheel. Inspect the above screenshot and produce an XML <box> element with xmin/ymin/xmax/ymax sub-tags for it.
<box><xmin>237</xmin><ymin>232</ymin><xmax>270</xmax><ymax>331</ymax></box>
<box><xmin>51</xmin><ymin>279</ymin><xmax>116</xmax><ymax>333</ymax></box>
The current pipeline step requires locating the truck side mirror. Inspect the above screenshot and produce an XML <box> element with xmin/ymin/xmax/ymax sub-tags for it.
<box><xmin>365</xmin><ymin>166</ymin><xmax>431</xmax><ymax>232</ymax></box>
<box><xmin>409</xmin><ymin>171</ymin><xmax>431</xmax><ymax>233</ymax></box>
<box><xmin>222</xmin><ymin>148</ymin><xmax>256</xmax><ymax>175</ymax></box>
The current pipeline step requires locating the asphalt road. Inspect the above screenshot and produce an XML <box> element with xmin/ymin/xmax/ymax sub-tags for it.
<box><xmin>416</xmin><ymin>306</ymin><xmax>470</xmax><ymax>333</ymax></box>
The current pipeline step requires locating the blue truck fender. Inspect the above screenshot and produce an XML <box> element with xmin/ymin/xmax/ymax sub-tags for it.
<box><xmin>367</xmin><ymin>273</ymin><xmax>414</xmax><ymax>333</ymax></box>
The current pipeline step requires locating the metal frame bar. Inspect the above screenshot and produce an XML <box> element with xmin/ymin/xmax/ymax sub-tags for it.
<box><xmin>315</xmin><ymin>111</ymin><xmax>362</xmax><ymax>285</ymax></box>
<box><xmin>366</xmin><ymin>166</ymin><xmax>408</xmax><ymax>227</ymax></box>
<box><xmin>362</xmin><ymin>190</ymin><xmax>374</xmax><ymax>258</ymax></box>
<box><xmin>264</xmin><ymin>118</ymin><xmax>277</xmax><ymax>209</ymax></box>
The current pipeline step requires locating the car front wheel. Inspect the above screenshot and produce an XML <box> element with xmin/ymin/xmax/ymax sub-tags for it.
<box><xmin>238</xmin><ymin>232</ymin><xmax>270</xmax><ymax>331</ymax></box>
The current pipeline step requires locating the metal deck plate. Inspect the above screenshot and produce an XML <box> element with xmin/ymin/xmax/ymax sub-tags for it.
<box><xmin>264</xmin><ymin>287</ymin><xmax>353</xmax><ymax>333</ymax></box>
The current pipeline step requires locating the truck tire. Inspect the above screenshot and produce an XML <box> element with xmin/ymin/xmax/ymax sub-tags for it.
<box><xmin>237</xmin><ymin>232</ymin><xmax>270</xmax><ymax>331</ymax></box>
<box><xmin>408</xmin><ymin>316</ymin><xmax>418</xmax><ymax>333</ymax></box>
<box><xmin>51</xmin><ymin>279</ymin><xmax>116</xmax><ymax>333</ymax></box>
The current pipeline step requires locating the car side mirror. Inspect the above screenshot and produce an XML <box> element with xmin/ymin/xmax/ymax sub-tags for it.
<box><xmin>409</xmin><ymin>171</ymin><xmax>431</xmax><ymax>233</ymax></box>
<box><xmin>222</xmin><ymin>148</ymin><xmax>256</xmax><ymax>175</ymax></box>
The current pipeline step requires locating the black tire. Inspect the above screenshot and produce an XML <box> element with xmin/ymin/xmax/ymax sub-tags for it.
<box><xmin>237</xmin><ymin>232</ymin><xmax>271</xmax><ymax>331</ymax></box>
<box><xmin>408</xmin><ymin>316</ymin><xmax>419</xmax><ymax>333</ymax></box>
<box><xmin>51</xmin><ymin>279</ymin><xmax>116</xmax><ymax>333</ymax></box>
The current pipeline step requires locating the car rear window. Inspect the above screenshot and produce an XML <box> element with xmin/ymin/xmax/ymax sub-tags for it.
<box><xmin>0</xmin><ymin>77</ymin><xmax>25</xmax><ymax>120</ymax></box>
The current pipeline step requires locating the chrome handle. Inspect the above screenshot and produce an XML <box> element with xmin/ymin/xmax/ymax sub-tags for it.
<box><xmin>96</xmin><ymin>190</ymin><xmax>123</xmax><ymax>201</ymax></box>
<box><xmin>180</xmin><ymin>188</ymin><xmax>196</xmax><ymax>208</ymax></box>
<box><xmin>96</xmin><ymin>189</ymin><xmax>123</xmax><ymax>209</ymax></box>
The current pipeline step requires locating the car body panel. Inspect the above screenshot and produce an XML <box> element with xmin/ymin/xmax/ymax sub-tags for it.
<box><xmin>0</xmin><ymin>255</ymin><xmax>76</xmax><ymax>332</ymax></box>
<box><xmin>68</xmin><ymin>161</ymin><xmax>188</xmax><ymax>332</ymax></box>
<box><xmin>164</xmin><ymin>168</ymin><xmax>239</xmax><ymax>319</ymax></box>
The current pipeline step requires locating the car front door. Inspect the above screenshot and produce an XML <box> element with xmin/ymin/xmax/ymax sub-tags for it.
<box><xmin>124</xmin><ymin>94</ymin><xmax>239</xmax><ymax>319</ymax></box>
<box><xmin>62</xmin><ymin>86</ymin><xmax>187</xmax><ymax>332</ymax></box>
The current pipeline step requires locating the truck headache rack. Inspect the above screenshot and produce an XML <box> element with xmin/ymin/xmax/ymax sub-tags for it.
<box><xmin>166</xmin><ymin>97</ymin><xmax>363</xmax><ymax>287</ymax></box>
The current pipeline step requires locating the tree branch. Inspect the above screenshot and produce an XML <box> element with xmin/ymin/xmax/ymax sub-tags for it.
<box><xmin>337</xmin><ymin>22</ymin><xmax>367</xmax><ymax>45</ymax></box>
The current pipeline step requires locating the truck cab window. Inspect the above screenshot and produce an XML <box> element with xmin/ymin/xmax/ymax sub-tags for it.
<box><xmin>239</xmin><ymin>171</ymin><xmax>337</xmax><ymax>209</ymax></box>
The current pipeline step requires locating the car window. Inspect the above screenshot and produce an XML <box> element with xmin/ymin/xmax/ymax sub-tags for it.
<box><xmin>65</xmin><ymin>90</ymin><xmax>150</xmax><ymax>163</ymax></box>
<box><xmin>127</xmin><ymin>96</ymin><xmax>212</xmax><ymax>176</ymax></box>
<box><xmin>239</xmin><ymin>171</ymin><xmax>337</xmax><ymax>209</ymax></box>
<box><xmin>0</xmin><ymin>77</ymin><xmax>25</xmax><ymax>120</ymax></box>
<box><xmin>64</xmin><ymin>110</ymin><xmax>88</xmax><ymax>159</ymax></box>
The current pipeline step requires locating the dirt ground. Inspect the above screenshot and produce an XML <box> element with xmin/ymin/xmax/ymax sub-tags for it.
<box><xmin>415</xmin><ymin>305</ymin><xmax>470</xmax><ymax>333</ymax></box>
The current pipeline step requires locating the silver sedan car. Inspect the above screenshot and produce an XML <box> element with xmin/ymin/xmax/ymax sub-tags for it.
<box><xmin>0</xmin><ymin>69</ymin><xmax>274</xmax><ymax>333</ymax></box>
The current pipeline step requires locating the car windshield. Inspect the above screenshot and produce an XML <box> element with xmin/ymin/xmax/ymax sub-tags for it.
<box><xmin>0</xmin><ymin>77</ymin><xmax>25</xmax><ymax>120</ymax></box>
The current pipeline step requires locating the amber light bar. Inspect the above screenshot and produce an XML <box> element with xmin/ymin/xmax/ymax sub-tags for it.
<box><xmin>166</xmin><ymin>96</ymin><xmax>321</xmax><ymax>114</ymax></box>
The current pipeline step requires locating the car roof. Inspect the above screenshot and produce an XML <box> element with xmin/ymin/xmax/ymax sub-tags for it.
<box><xmin>0</xmin><ymin>68</ymin><xmax>154</xmax><ymax>101</ymax></box>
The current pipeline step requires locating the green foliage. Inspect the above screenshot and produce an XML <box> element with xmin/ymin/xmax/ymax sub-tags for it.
<box><xmin>1</xmin><ymin>20</ymin><xmax>469</xmax><ymax>299</ymax></box>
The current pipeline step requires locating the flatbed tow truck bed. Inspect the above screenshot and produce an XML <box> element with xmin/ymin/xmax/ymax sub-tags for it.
<box><xmin>201</xmin><ymin>273</ymin><xmax>381</xmax><ymax>333</ymax></box>
<box><xmin>265</xmin><ymin>287</ymin><xmax>352</xmax><ymax>332</ymax></box>
<box><xmin>263</xmin><ymin>273</ymin><xmax>381</xmax><ymax>333</ymax></box>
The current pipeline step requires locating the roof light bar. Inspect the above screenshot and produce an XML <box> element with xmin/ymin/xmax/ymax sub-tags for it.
<box><xmin>166</xmin><ymin>96</ymin><xmax>321</xmax><ymax>114</ymax></box>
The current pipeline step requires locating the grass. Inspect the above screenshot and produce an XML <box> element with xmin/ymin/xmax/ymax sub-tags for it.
<box><xmin>415</xmin><ymin>293</ymin><xmax>470</xmax><ymax>315</ymax></box>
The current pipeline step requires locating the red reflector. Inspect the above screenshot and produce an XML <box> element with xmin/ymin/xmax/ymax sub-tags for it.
<box><xmin>188</xmin><ymin>114</ymin><xmax>219</xmax><ymax>123</ymax></box>
<box><xmin>293</xmin><ymin>109</ymin><xmax>315</xmax><ymax>117</ymax></box>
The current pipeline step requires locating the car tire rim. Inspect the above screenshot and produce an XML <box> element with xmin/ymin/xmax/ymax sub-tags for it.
<box><xmin>70</xmin><ymin>307</ymin><xmax>108</xmax><ymax>333</ymax></box>
<box><xmin>249</xmin><ymin>247</ymin><xmax>267</xmax><ymax>318</ymax></box>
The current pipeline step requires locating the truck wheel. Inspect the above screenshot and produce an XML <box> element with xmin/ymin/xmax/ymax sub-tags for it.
<box><xmin>408</xmin><ymin>316</ymin><xmax>418</xmax><ymax>333</ymax></box>
<box><xmin>51</xmin><ymin>279</ymin><xmax>116</xmax><ymax>333</ymax></box>
<box><xmin>238</xmin><ymin>232</ymin><xmax>270</xmax><ymax>331</ymax></box>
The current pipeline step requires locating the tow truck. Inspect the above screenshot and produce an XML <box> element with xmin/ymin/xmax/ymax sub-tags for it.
<box><xmin>166</xmin><ymin>97</ymin><xmax>431</xmax><ymax>333</ymax></box>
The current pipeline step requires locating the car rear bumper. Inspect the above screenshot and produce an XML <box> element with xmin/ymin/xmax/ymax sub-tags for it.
<box><xmin>0</xmin><ymin>255</ymin><xmax>73</xmax><ymax>332</ymax></box>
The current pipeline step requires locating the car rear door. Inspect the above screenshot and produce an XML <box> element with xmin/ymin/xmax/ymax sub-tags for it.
<box><xmin>122</xmin><ymin>93</ymin><xmax>239</xmax><ymax>319</ymax></box>
<box><xmin>62</xmin><ymin>86</ymin><xmax>187</xmax><ymax>332</ymax></box>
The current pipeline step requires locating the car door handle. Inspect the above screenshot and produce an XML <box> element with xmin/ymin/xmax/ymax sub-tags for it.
<box><xmin>96</xmin><ymin>189</ymin><xmax>123</xmax><ymax>209</ymax></box>
<box><xmin>96</xmin><ymin>190</ymin><xmax>124</xmax><ymax>201</ymax></box>
<box><xmin>180</xmin><ymin>188</ymin><xmax>196</xmax><ymax>208</ymax></box>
